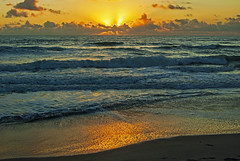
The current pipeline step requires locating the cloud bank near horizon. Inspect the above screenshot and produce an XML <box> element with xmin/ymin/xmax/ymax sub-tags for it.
<box><xmin>1</xmin><ymin>13</ymin><xmax>240</xmax><ymax>35</ymax></box>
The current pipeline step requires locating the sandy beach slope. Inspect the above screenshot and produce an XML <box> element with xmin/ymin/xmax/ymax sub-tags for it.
<box><xmin>1</xmin><ymin>134</ymin><xmax>240</xmax><ymax>161</ymax></box>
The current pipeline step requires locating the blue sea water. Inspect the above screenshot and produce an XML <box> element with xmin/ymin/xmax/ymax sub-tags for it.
<box><xmin>0</xmin><ymin>35</ymin><xmax>240</xmax><ymax>124</ymax></box>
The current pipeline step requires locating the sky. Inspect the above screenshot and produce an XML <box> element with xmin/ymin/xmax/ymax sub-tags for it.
<box><xmin>0</xmin><ymin>0</ymin><xmax>240</xmax><ymax>35</ymax></box>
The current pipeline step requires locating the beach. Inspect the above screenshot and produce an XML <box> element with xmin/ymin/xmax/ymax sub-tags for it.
<box><xmin>1</xmin><ymin>134</ymin><xmax>240</xmax><ymax>161</ymax></box>
<box><xmin>0</xmin><ymin>105</ymin><xmax>240</xmax><ymax>160</ymax></box>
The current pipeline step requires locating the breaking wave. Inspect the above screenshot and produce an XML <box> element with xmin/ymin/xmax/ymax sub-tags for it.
<box><xmin>0</xmin><ymin>55</ymin><xmax>231</xmax><ymax>72</ymax></box>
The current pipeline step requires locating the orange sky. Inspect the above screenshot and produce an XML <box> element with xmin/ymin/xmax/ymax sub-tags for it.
<box><xmin>0</xmin><ymin>0</ymin><xmax>240</xmax><ymax>35</ymax></box>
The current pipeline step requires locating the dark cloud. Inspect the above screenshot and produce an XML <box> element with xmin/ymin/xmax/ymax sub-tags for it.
<box><xmin>220</xmin><ymin>15</ymin><xmax>240</xmax><ymax>32</ymax></box>
<box><xmin>5</xmin><ymin>0</ymin><xmax>61</xmax><ymax>18</ymax></box>
<box><xmin>5</xmin><ymin>9</ymin><xmax>28</xmax><ymax>18</ymax></box>
<box><xmin>185</xmin><ymin>14</ymin><xmax>193</xmax><ymax>17</ymax></box>
<box><xmin>162</xmin><ymin>21</ymin><xmax>179</xmax><ymax>30</ymax></box>
<box><xmin>14</xmin><ymin>0</ymin><xmax>43</xmax><ymax>11</ymax></box>
<box><xmin>225</xmin><ymin>15</ymin><xmax>240</xmax><ymax>21</ymax></box>
<box><xmin>61</xmin><ymin>22</ymin><xmax>82</xmax><ymax>29</ymax></box>
<box><xmin>21</xmin><ymin>20</ymin><xmax>42</xmax><ymax>28</ymax></box>
<box><xmin>48</xmin><ymin>9</ymin><xmax>61</xmax><ymax>14</ymax></box>
<box><xmin>168</xmin><ymin>4</ymin><xmax>189</xmax><ymax>10</ymax></box>
<box><xmin>152</xmin><ymin>3</ymin><xmax>192</xmax><ymax>10</ymax></box>
<box><xmin>175</xmin><ymin>19</ymin><xmax>189</xmax><ymax>25</ymax></box>
<box><xmin>44</xmin><ymin>21</ymin><xmax>58</xmax><ymax>28</ymax></box>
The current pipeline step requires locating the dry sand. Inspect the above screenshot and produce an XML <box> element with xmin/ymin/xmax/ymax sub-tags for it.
<box><xmin>1</xmin><ymin>134</ymin><xmax>240</xmax><ymax>161</ymax></box>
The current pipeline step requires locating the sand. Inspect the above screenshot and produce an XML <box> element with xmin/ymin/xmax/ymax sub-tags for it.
<box><xmin>1</xmin><ymin>134</ymin><xmax>240</xmax><ymax>161</ymax></box>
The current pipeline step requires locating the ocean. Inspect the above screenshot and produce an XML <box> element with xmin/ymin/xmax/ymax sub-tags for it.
<box><xmin>0</xmin><ymin>35</ymin><xmax>240</xmax><ymax>159</ymax></box>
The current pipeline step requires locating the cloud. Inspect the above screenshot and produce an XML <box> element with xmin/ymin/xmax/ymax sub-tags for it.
<box><xmin>1</xmin><ymin>14</ymin><xmax>240</xmax><ymax>35</ymax></box>
<box><xmin>181</xmin><ymin>2</ymin><xmax>191</xmax><ymax>4</ymax></box>
<box><xmin>5</xmin><ymin>9</ymin><xmax>28</xmax><ymax>18</ymax></box>
<box><xmin>152</xmin><ymin>3</ymin><xmax>192</xmax><ymax>10</ymax></box>
<box><xmin>21</xmin><ymin>20</ymin><xmax>42</xmax><ymax>28</ymax></box>
<box><xmin>185</xmin><ymin>14</ymin><xmax>193</xmax><ymax>17</ymax></box>
<box><xmin>44</xmin><ymin>21</ymin><xmax>58</xmax><ymax>28</ymax></box>
<box><xmin>225</xmin><ymin>15</ymin><xmax>240</xmax><ymax>21</ymax></box>
<box><xmin>168</xmin><ymin>4</ymin><xmax>190</xmax><ymax>10</ymax></box>
<box><xmin>131</xmin><ymin>13</ymin><xmax>153</xmax><ymax>27</ymax></box>
<box><xmin>161</xmin><ymin>19</ymin><xmax>217</xmax><ymax>32</ymax></box>
<box><xmin>160</xmin><ymin>17</ymin><xmax>240</xmax><ymax>34</ymax></box>
<box><xmin>220</xmin><ymin>15</ymin><xmax>240</xmax><ymax>32</ymax></box>
<box><xmin>5</xmin><ymin>0</ymin><xmax>61</xmax><ymax>18</ymax></box>
<box><xmin>14</xmin><ymin>0</ymin><xmax>42</xmax><ymax>11</ymax></box>
<box><xmin>127</xmin><ymin>13</ymin><xmax>160</xmax><ymax>34</ymax></box>
<box><xmin>48</xmin><ymin>9</ymin><xmax>61</xmax><ymax>14</ymax></box>
<box><xmin>152</xmin><ymin>4</ymin><xmax>158</xmax><ymax>8</ymax></box>
<box><xmin>6</xmin><ymin>3</ymin><xmax>13</xmax><ymax>6</ymax></box>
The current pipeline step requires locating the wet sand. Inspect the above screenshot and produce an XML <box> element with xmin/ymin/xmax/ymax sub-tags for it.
<box><xmin>2</xmin><ymin>134</ymin><xmax>240</xmax><ymax>161</ymax></box>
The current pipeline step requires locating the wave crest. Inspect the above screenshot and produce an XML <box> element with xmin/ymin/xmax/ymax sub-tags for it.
<box><xmin>0</xmin><ymin>55</ymin><xmax>230</xmax><ymax>72</ymax></box>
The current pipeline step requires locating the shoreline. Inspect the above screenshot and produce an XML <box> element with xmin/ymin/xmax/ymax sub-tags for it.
<box><xmin>2</xmin><ymin>133</ymin><xmax>240</xmax><ymax>161</ymax></box>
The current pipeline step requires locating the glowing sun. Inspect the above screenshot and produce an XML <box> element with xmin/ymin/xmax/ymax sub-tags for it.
<box><xmin>100</xmin><ymin>13</ymin><xmax>126</xmax><ymax>27</ymax></box>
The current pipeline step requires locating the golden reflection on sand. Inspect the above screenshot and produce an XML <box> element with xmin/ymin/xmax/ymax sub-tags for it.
<box><xmin>0</xmin><ymin>110</ymin><xmax>239</xmax><ymax>159</ymax></box>
<box><xmin>85</xmin><ymin>121</ymin><xmax>151</xmax><ymax>152</ymax></box>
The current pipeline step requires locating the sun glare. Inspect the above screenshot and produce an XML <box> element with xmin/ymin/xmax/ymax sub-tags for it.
<box><xmin>117</xmin><ymin>16</ymin><xmax>124</xmax><ymax>26</ymax></box>
<box><xmin>101</xmin><ymin>13</ymin><xmax>125</xmax><ymax>27</ymax></box>
<box><xmin>103</xmin><ymin>20</ymin><xmax>111</xmax><ymax>26</ymax></box>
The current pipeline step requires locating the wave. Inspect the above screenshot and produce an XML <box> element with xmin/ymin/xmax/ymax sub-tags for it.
<box><xmin>0</xmin><ymin>46</ymin><xmax>66</xmax><ymax>53</ymax></box>
<box><xmin>0</xmin><ymin>106</ymin><xmax>103</xmax><ymax>124</ymax></box>
<box><xmin>0</xmin><ymin>90</ymin><xmax>227</xmax><ymax>124</ymax></box>
<box><xmin>0</xmin><ymin>55</ymin><xmax>230</xmax><ymax>72</ymax></box>
<box><xmin>141</xmin><ymin>44</ymin><xmax>240</xmax><ymax>50</ymax></box>
<box><xmin>141</xmin><ymin>45</ymin><xmax>180</xmax><ymax>50</ymax></box>
<box><xmin>104</xmin><ymin>47</ymin><xmax>144</xmax><ymax>52</ymax></box>
<box><xmin>182</xmin><ymin>44</ymin><xmax>240</xmax><ymax>49</ymax></box>
<box><xmin>1</xmin><ymin>69</ymin><xmax>239</xmax><ymax>94</ymax></box>
<box><xmin>0</xmin><ymin>97</ymin><xmax>160</xmax><ymax>124</ymax></box>
<box><xmin>21</xmin><ymin>46</ymin><xmax>66</xmax><ymax>51</ymax></box>
<box><xmin>226</xmin><ymin>56</ymin><xmax>240</xmax><ymax>62</ymax></box>
<box><xmin>84</xmin><ymin>42</ymin><xmax>124</xmax><ymax>46</ymax></box>
<box><xmin>0</xmin><ymin>46</ymin><xmax>13</xmax><ymax>52</ymax></box>
<box><xmin>169</xmin><ymin>66</ymin><xmax>235</xmax><ymax>73</ymax></box>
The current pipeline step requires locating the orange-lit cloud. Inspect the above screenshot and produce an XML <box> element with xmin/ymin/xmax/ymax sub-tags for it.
<box><xmin>131</xmin><ymin>13</ymin><xmax>153</xmax><ymax>27</ymax></box>
<box><xmin>1</xmin><ymin>14</ymin><xmax>240</xmax><ymax>35</ymax></box>
<box><xmin>127</xmin><ymin>13</ymin><xmax>160</xmax><ymax>34</ymax></box>
<box><xmin>6</xmin><ymin>3</ymin><xmax>13</xmax><ymax>6</ymax></box>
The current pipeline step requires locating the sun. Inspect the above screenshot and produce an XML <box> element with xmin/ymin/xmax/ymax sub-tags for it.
<box><xmin>101</xmin><ymin>13</ymin><xmax>125</xmax><ymax>27</ymax></box>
